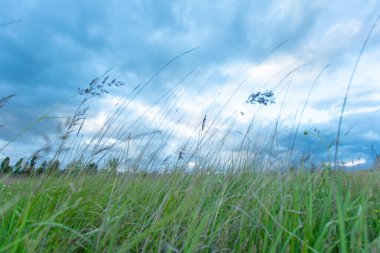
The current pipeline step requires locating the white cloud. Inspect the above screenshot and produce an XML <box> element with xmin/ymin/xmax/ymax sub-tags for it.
<box><xmin>362</xmin><ymin>131</ymin><xmax>380</xmax><ymax>141</ymax></box>
<box><xmin>344</xmin><ymin>157</ymin><xmax>367</xmax><ymax>167</ymax></box>
<box><xmin>309</xmin><ymin>20</ymin><xmax>363</xmax><ymax>52</ymax></box>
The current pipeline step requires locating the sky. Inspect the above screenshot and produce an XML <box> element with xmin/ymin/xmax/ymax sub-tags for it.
<box><xmin>1</xmin><ymin>0</ymin><xmax>380</xmax><ymax>170</ymax></box>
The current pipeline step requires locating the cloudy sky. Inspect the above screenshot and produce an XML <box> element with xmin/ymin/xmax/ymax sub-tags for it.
<box><xmin>1</xmin><ymin>0</ymin><xmax>380</xmax><ymax>169</ymax></box>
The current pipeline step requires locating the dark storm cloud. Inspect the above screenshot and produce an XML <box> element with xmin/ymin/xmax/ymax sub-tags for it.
<box><xmin>284</xmin><ymin>108</ymin><xmax>380</xmax><ymax>169</ymax></box>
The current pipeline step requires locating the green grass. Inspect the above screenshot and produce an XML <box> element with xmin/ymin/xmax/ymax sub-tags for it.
<box><xmin>0</xmin><ymin>170</ymin><xmax>379</xmax><ymax>252</ymax></box>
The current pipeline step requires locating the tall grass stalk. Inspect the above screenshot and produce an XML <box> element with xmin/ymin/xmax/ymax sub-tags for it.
<box><xmin>334</xmin><ymin>14</ymin><xmax>380</xmax><ymax>168</ymax></box>
<box><xmin>288</xmin><ymin>65</ymin><xmax>330</xmax><ymax>163</ymax></box>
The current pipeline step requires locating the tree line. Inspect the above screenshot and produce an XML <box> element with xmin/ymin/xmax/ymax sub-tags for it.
<box><xmin>0</xmin><ymin>155</ymin><xmax>119</xmax><ymax>176</ymax></box>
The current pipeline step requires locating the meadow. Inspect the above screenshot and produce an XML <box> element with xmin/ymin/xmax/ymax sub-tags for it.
<box><xmin>0</xmin><ymin>169</ymin><xmax>379</xmax><ymax>252</ymax></box>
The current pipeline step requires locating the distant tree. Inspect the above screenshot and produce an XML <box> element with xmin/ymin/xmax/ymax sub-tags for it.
<box><xmin>30</xmin><ymin>154</ymin><xmax>38</xmax><ymax>168</ymax></box>
<box><xmin>36</xmin><ymin>161</ymin><xmax>48</xmax><ymax>175</ymax></box>
<box><xmin>13</xmin><ymin>158</ymin><xmax>24</xmax><ymax>175</ymax></box>
<box><xmin>0</xmin><ymin>157</ymin><xmax>12</xmax><ymax>173</ymax></box>
<box><xmin>65</xmin><ymin>158</ymin><xmax>85</xmax><ymax>176</ymax></box>
<box><xmin>105</xmin><ymin>158</ymin><xmax>119</xmax><ymax>174</ymax></box>
<box><xmin>373</xmin><ymin>155</ymin><xmax>380</xmax><ymax>170</ymax></box>
<box><xmin>84</xmin><ymin>162</ymin><xmax>98</xmax><ymax>174</ymax></box>
<box><xmin>46</xmin><ymin>160</ymin><xmax>60</xmax><ymax>175</ymax></box>
<box><xmin>25</xmin><ymin>154</ymin><xmax>39</xmax><ymax>175</ymax></box>
<box><xmin>310</xmin><ymin>161</ymin><xmax>317</xmax><ymax>172</ymax></box>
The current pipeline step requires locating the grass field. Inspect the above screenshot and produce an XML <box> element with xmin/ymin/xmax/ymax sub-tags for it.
<box><xmin>0</xmin><ymin>169</ymin><xmax>379</xmax><ymax>252</ymax></box>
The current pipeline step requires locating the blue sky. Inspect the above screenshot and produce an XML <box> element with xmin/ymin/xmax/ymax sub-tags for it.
<box><xmin>1</xmin><ymin>0</ymin><xmax>380</xmax><ymax>169</ymax></box>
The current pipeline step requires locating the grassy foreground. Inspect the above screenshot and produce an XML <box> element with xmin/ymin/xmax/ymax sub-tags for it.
<box><xmin>0</xmin><ymin>170</ymin><xmax>379</xmax><ymax>253</ymax></box>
